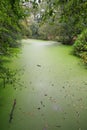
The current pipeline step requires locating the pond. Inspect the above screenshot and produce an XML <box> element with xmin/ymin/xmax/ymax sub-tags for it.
<box><xmin>0</xmin><ymin>39</ymin><xmax>87</xmax><ymax>130</ymax></box>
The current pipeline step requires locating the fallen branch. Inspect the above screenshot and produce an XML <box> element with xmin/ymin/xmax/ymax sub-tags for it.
<box><xmin>9</xmin><ymin>99</ymin><xmax>16</xmax><ymax>123</ymax></box>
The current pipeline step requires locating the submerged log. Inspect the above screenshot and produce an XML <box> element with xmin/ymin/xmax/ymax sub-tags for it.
<box><xmin>9</xmin><ymin>99</ymin><xmax>16</xmax><ymax>123</ymax></box>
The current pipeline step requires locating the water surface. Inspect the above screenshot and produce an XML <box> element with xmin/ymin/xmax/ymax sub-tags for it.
<box><xmin>0</xmin><ymin>39</ymin><xmax>87</xmax><ymax>130</ymax></box>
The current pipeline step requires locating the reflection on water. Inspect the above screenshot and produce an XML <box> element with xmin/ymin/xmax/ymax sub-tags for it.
<box><xmin>21</xmin><ymin>39</ymin><xmax>60</xmax><ymax>46</ymax></box>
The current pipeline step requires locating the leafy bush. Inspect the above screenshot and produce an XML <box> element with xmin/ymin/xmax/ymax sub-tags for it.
<box><xmin>73</xmin><ymin>29</ymin><xmax>87</xmax><ymax>55</ymax></box>
<box><xmin>81</xmin><ymin>52</ymin><xmax>87</xmax><ymax>64</ymax></box>
<box><xmin>73</xmin><ymin>29</ymin><xmax>87</xmax><ymax>64</ymax></box>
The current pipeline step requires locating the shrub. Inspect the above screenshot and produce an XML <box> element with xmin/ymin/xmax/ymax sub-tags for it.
<box><xmin>73</xmin><ymin>29</ymin><xmax>87</xmax><ymax>64</ymax></box>
<box><xmin>81</xmin><ymin>52</ymin><xmax>87</xmax><ymax>64</ymax></box>
<box><xmin>73</xmin><ymin>29</ymin><xmax>87</xmax><ymax>56</ymax></box>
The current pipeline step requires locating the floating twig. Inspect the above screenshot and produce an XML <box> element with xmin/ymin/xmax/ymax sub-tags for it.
<box><xmin>9</xmin><ymin>99</ymin><xmax>16</xmax><ymax>123</ymax></box>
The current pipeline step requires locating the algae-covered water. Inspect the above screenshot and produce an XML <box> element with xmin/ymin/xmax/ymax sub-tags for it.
<box><xmin>0</xmin><ymin>39</ymin><xmax>87</xmax><ymax>130</ymax></box>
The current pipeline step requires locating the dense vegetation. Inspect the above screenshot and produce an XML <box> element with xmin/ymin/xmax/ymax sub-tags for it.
<box><xmin>26</xmin><ymin>1</ymin><xmax>87</xmax><ymax>42</ymax></box>
<box><xmin>73</xmin><ymin>29</ymin><xmax>87</xmax><ymax>64</ymax></box>
<box><xmin>58</xmin><ymin>0</ymin><xmax>87</xmax><ymax>63</ymax></box>
<box><xmin>0</xmin><ymin>0</ymin><xmax>26</xmax><ymax>87</ymax></box>
<box><xmin>0</xmin><ymin>0</ymin><xmax>87</xmax><ymax>87</ymax></box>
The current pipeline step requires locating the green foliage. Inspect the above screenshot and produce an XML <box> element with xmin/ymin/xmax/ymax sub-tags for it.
<box><xmin>0</xmin><ymin>0</ymin><xmax>22</xmax><ymax>54</ymax></box>
<box><xmin>73</xmin><ymin>29</ymin><xmax>87</xmax><ymax>55</ymax></box>
<box><xmin>81</xmin><ymin>52</ymin><xmax>87</xmax><ymax>65</ymax></box>
<box><xmin>0</xmin><ymin>0</ymin><xmax>26</xmax><ymax>87</ymax></box>
<box><xmin>30</xmin><ymin>22</ymin><xmax>39</xmax><ymax>38</ymax></box>
<box><xmin>0</xmin><ymin>59</ymin><xmax>24</xmax><ymax>88</ymax></box>
<box><xmin>38</xmin><ymin>24</ymin><xmax>48</xmax><ymax>40</ymax></box>
<box><xmin>73</xmin><ymin>29</ymin><xmax>87</xmax><ymax>64</ymax></box>
<box><xmin>21</xmin><ymin>26</ymin><xmax>32</xmax><ymax>38</ymax></box>
<box><xmin>40</xmin><ymin>0</ymin><xmax>87</xmax><ymax>44</ymax></box>
<box><xmin>59</xmin><ymin>0</ymin><xmax>87</xmax><ymax>44</ymax></box>
<box><xmin>38</xmin><ymin>22</ymin><xmax>59</xmax><ymax>40</ymax></box>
